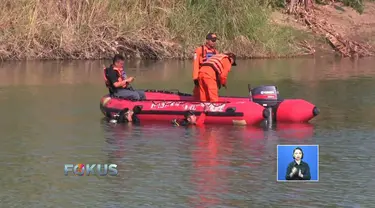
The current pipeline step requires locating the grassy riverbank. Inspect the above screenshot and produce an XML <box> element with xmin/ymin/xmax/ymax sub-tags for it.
<box><xmin>0</xmin><ymin>0</ymin><xmax>323</xmax><ymax>60</ymax></box>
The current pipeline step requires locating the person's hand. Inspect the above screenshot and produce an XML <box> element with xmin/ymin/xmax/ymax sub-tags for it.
<box><xmin>127</xmin><ymin>77</ymin><xmax>135</xmax><ymax>82</ymax></box>
<box><xmin>291</xmin><ymin>167</ymin><xmax>298</xmax><ymax>175</ymax></box>
<box><xmin>298</xmin><ymin>169</ymin><xmax>303</xmax><ymax>178</ymax></box>
<box><xmin>194</xmin><ymin>79</ymin><xmax>199</xmax><ymax>86</ymax></box>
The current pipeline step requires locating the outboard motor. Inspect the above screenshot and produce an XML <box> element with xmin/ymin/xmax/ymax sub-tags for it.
<box><xmin>250</xmin><ymin>85</ymin><xmax>279</xmax><ymax>107</ymax></box>
<box><xmin>249</xmin><ymin>85</ymin><xmax>280</xmax><ymax>128</ymax></box>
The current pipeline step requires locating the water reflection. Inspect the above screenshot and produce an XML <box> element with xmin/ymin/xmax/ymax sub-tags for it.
<box><xmin>1</xmin><ymin>57</ymin><xmax>375</xmax><ymax>206</ymax></box>
<box><xmin>1</xmin><ymin>57</ymin><xmax>375</xmax><ymax>87</ymax></box>
<box><xmin>103</xmin><ymin>120</ymin><xmax>130</xmax><ymax>162</ymax></box>
<box><xmin>0</xmin><ymin>60</ymin><xmax>104</xmax><ymax>85</ymax></box>
<box><xmin>101</xmin><ymin>121</ymin><xmax>315</xmax><ymax>207</ymax></box>
<box><xmin>189</xmin><ymin>127</ymin><xmax>233</xmax><ymax>207</ymax></box>
<box><xmin>276</xmin><ymin>123</ymin><xmax>315</xmax><ymax>140</ymax></box>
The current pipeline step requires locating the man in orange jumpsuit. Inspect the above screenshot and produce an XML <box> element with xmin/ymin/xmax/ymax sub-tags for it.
<box><xmin>197</xmin><ymin>53</ymin><xmax>237</xmax><ymax>102</ymax></box>
<box><xmin>192</xmin><ymin>33</ymin><xmax>219</xmax><ymax>100</ymax></box>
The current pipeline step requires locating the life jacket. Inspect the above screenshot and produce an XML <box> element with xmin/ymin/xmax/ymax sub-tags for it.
<box><xmin>200</xmin><ymin>54</ymin><xmax>230</xmax><ymax>89</ymax></box>
<box><xmin>200</xmin><ymin>45</ymin><xmax>217</xmax><ymax>65</ymax></box>
<box><xmin>103</xmin><ymin>65</ymin><xmax>127</xmax><ymax>94</ymax></box>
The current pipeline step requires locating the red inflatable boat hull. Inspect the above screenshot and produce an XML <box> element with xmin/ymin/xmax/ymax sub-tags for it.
<box><xmin>100</xmin><ymin>95</ymin><xmax>267</xmax><ymax>125</ymax></box>
<box><xmin>142</xmin><ymin>90</ymin><xmax>319</xmax><ymax>123</ymax></box>
<box><xmin>100</xmin><ymin>89</ymin><xmax>319</xmax><ymax>125</ymax></box>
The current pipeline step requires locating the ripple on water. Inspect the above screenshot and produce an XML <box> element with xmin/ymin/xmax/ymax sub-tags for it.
<box><xmin>1</xmin><ymin>59</ymin><xmax>375</xmax><ymax>207</ymax></box>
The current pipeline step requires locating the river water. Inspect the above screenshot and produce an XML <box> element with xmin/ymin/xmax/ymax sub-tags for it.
<box><xmin>0</xmin><ymin>57</ymin><xmax>374</xmax><ymax>207</ymax></box>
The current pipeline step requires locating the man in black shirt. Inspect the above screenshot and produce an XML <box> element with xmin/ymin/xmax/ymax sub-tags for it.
<box><xmin>104</xmin><ymin>54</ymin><xmax>146</xmax><ymax>100</ymax></box>
<box><xmin>285</xmin><ymin>147</ymin><xmax>311</xmax><ymax>180</ymax></box>
<box><xmin>108</xmin><ymin>106</ymin><xmax>142</xmax><ymax>124</ymax></box>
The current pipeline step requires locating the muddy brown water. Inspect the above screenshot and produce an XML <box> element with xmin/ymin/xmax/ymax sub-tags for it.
<box><xmin>0</xmin><ymin>57</ymin><xmax>374</xmax><ymax>207</ymax></box>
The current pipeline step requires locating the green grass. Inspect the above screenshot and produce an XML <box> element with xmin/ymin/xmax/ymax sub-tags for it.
<box><xmin>0</xmin><ymin>0</ymin><xmax>317</xmax><ymax>60</ymax></box>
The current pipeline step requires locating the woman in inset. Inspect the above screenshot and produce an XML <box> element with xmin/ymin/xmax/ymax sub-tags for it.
<box><xmin>285</xmin><ymin>147</ymin><xmax>311</xmax><ymax>180</ymax></box>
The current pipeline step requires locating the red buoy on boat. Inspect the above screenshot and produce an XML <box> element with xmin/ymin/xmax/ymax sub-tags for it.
<box><xmin>276</xmin><ymin>99</ymin><xmax>319</xmax><ymax>123</ymax></box>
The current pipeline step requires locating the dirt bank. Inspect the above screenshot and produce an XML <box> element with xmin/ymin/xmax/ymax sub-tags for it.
<box><xmin>271</xmin><ymin>2</ymin><xmax>375</xmax><ymax>57</ymax></box>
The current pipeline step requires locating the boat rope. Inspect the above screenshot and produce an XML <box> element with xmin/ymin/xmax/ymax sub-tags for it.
<box><xmin>150</xmin><ymin>101</ymin><xmax>183</xmax><ymax>105</ymax></box>
<box><xmin>144</xmin><ymin>89</ymin><xmax>191</xmax><ymax>96</ymax></box>
<box><xmin>150</xmin><ymin>100</ymin><xmax>228</xmax><ymax>107</ymax></box>
<box><xmin>111</xmin><ymin>89</ymin><xmax>232</xmax><ymax>107</ymax></box>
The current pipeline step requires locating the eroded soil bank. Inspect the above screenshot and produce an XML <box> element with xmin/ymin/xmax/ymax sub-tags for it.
<box><xmin>272</xmin><ymin>2</ymin><xmax>375</xmax><ymax>58</ymax></box>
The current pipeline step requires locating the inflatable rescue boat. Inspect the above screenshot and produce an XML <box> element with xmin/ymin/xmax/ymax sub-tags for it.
<box><xmin>100</xmin><ymin>85</ymin><xmax>320</xmax><ymax>126</ymax></box>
